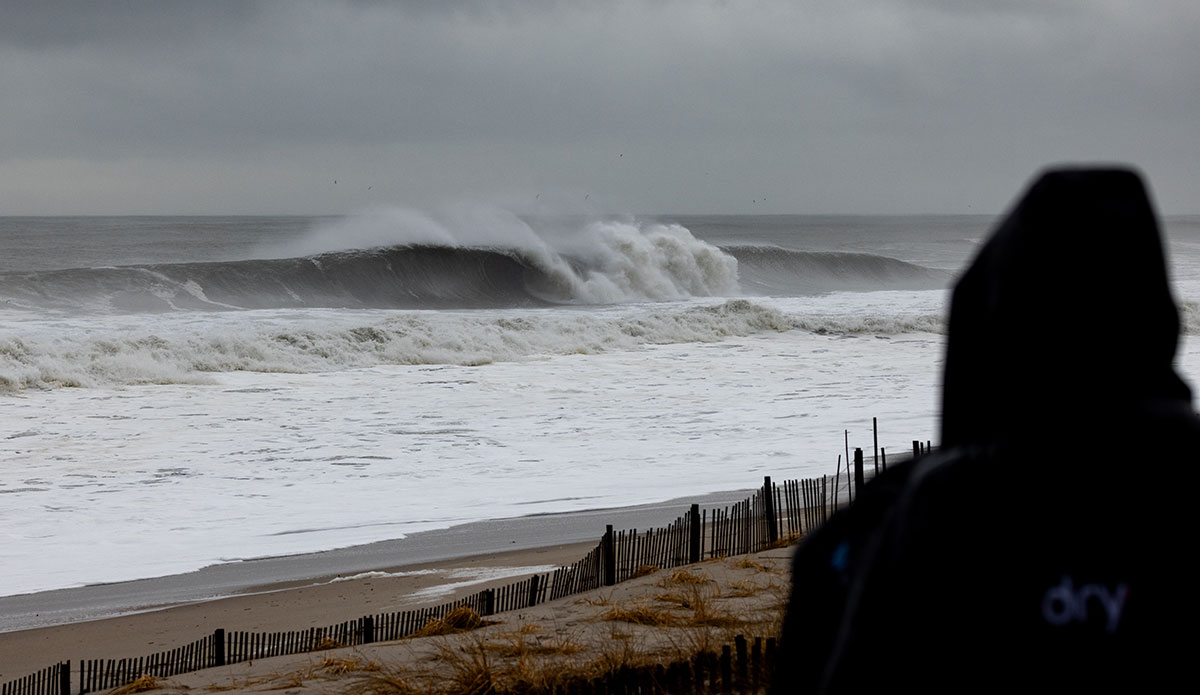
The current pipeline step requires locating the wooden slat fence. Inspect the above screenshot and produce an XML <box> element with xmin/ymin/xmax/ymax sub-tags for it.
<box><xmin>4</xmin><ymin>461</ymin><xmax>902</xmax><ymax>695</ymax></box>
<box><xmin>77</xmin><ymin>634</ymin><xmax>211</xmax><ymax>693</ymax></box>
<box><xmin>778</xmin><ymin>476</ymin><xmax>830</xmax><ymax>539</ymax></box>
<box><xmin>701</xmin><ymin>475</ymin><xmax>829</xmax><ymax>560</ymax></box>
<box><xmin>0</xmin><ymin>663</ymin><xmax>66</xmax><ymax>695</ymax></box>
<box><xmin>548</xmin><ymin>539</ymin><xmax>604</xmax><ymax>600</ymax></box>
<box><xmin>548</xmin><ymin>633</ymin><xmax>777</xmax><ymax>695</ymax></box>
<box><xmin>612</xmin><ymin>504</ymin><xmax>695</xmax><ymax>582</ymax></box>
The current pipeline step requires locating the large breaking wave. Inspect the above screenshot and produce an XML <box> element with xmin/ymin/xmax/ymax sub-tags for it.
<box><xmin>0</xmin><ymin>211</ymin><xmax>946</xmax><ymax>315</ymax></box>
<box><xmin>0</xmin><ymin>219</ymin><xmax>740</xmax><ymax>314</ymax></box>
<box><xmin>1</xmin><ymin>246</ymin><xmax>560</xmax><ymax>313</ymax></box>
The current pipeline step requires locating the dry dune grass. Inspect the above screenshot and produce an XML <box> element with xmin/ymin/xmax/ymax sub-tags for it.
<box><xmin>601</xmin><ymin>602</ymin><xmax>681</xmax><ymax>627</ymax></box>
<box><xmin>348</xmin><ymin>630</ymin><xmax>587</xmax><ymax>695</ymax></box>
<box><xmin>655</xmin><ymin>568</ymin><xmax>712</xmax><ymax>587</ymax></box>
<box><xmin>145</xmin><ymin>547</ymin><xmax>793</xmax><ymax>695</ymax></box>
<box><xmin>311</xmin><ymin>636</ymin><xmax>349</xmax><ymax>652</ymax></box>
<box><xmin>372</xmin><ymin>552</ymin><xmax>787</xmax><ymax>694</ymax></box>
<box><xmin>317</xmin><ymin>655</ymin><xmax>384</xmax><ymax>675</ymax></box>
<box><xmin>111</xmin><ymin>675</ymin><xmax>163</xmax><ymax>695</ymax></box>
<box><xmin>481</xmin><ymin>625</ymin><xmax>586</xmax><ymax>659</ymax></box>
<box><xmin>200</xmin><ymin>655</ymin><xmax>385</xmax><ymax>692</ymax></box>
<box><xmin>604</xmin><ymin>580</ymin><xmax>743</xmax><ymax>631</ymax></box>
<box><xmin>628</xmin><ymin>564</ymin><xmax>660</xmax><ymax>579</ymax></box>
<box><xmin>410</xmin><ymin>605</ymin><xmax>497</xmax><ymax>638</ymax></box>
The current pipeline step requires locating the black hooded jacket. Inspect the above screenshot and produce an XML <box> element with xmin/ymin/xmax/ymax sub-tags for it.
<box><xmin>774</xmin><ymin>168</ymin><xmax>1199</xmax><ymax>693</ymax></box>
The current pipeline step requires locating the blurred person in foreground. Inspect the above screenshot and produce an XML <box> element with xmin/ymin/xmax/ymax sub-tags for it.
<box><xmin>773</xmin><ymin>167</ymin><xmax>1199</xmax><ymax>693</ymax></box>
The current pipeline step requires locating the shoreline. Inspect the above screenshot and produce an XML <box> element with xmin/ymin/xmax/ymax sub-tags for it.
<box><xmin>0</xmin><ymin>487</ymin><xmax>760</xmax><ymax>667</ymax></box>
<box><xmin>3</xmin><ymin>544</ymin><xmax>796</xmax><ymax>692</ymax></box>
<box><xmin>0</xmin><ymin>539</ymin><xmax>604</xmax><ymax>679</ymax></box>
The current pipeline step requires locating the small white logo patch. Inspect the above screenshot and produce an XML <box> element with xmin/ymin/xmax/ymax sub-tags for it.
<box><xmin>1041</xmin><ymin>575</ymin><xmax>1128</xmax><ymax>634</ymax></box>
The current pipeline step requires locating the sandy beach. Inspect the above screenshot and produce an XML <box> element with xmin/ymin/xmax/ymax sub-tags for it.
<box><xmin>0</xmin><ymin>541</ymin><xmax>603</xmax><ymax>679</ymax></box>
<box><xmin>0</xmin><ymin>489</ymin><xmax>787</xmax><ymax>682</ymax></box>
<box><xmin>3</xmin><ymin>544</ymin><xmax>792</xmax><ymax>694</ymax></box>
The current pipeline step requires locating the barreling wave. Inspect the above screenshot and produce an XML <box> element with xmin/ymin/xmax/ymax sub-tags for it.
<box><xmin>0</xmin><ymin>230</ymin><xmax>950</xmax><ymax>316</ymax></box>
<box><xmin>726</xmin><ymin>245</ymin><xmax>948</xmax><ymax>295</ymax></box>
<box><xmin>0</xmin><ymin>246</ymin><xmax>554</xmax><ymax>314</ymax></box>
<box><xmin>0</xmin><ymin>299</ymin><xmax>952</xmax><ymax>393</ymax></box>
<box><xmin>0</xmin><ymin>222</ymin><xmax>742</xmax><ymax>314</ymax></box>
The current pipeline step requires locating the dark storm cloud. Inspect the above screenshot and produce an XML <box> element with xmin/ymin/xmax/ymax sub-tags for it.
<box><xmin>1</xmin><ymin>0</ymin><xmax>1197</xmax><ymax>214</ymax></box>
<box><xmin>0</xmin><ymin>1</ymin><xmax>261</xmax><ymax>48</ymax></box>
<box><xmin>7</xmin><ymin>1</ymin><xmax>762</xmax><ymax>153</ymax></box>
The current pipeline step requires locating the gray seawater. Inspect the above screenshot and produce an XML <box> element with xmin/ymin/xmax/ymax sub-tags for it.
<box><xmin>0</xmin><ymin>214</ymin><xmax>988</xmax><ymax>273</ymax></box>
<box><xmin>0</xmin><ymin>216</ymin><xmax>324</xmax><ymax>272</ymax></box>
<box><xmin>3</xmin><ymin>213</ymin><xmax>1195</xmax><ymax>274</ymax></box>
<box><xmin>0</xmin><ymin>211</ymin><xmax>1197</xmax><ymax>623</ymax></box>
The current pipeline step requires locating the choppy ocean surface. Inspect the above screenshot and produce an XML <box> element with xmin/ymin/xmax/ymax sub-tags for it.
<box><xmin>2</xmin><ymin>211</ymin><xmax>1198</xmax><ymax>598</ymax></box>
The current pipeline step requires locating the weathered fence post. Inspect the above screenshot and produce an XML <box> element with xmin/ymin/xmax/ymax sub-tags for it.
<box><xmin>361</xmin><ymin>616</ymin><xmax>375</xmax><ymax>644</ymax></box>
<box><xmin>913</xmin><ymin>440</ymin><xmax>921</xmax><ymax>459</ymax></box>
<box><xmin>844</xmin><ymin>430</ymin><xmax>852</xmax><ymax>505</ymax></box>
<box><xmin>751</xmin><ymin>638</ymin><xmax>763</xmax><ymax>693</ymax></box>
<box><xmin>854</xmin><ymin>448</ymin><xmax>865</xmax><ymax>494</ymax></box>
<box><xmin>481</xmin><ymin>589</ymin><xmax>496</xmax><ymax>616</ymax></box>
<box><xmin>59</xmin><ymin>662</ymin><xmax>70</xmax><ymax>695</ymax></box>
<box><xmin>762</xmin><ymin>476</ymin><xmax>778</xmax><ymax>545</ymax></box>
<box><xmin>873</xmin><ymin>417</ymin><xmax>879</xmax><ymax>475</ymax></box>
<box><xmin>603</xmin><ymin>525</ymin><xmax>616</xmax><ymax>587</ymax></box>
<box><xmin>688</xmin><ymin>504</ymin><xmax>701</xmax><ymax>563</ymax></box>
<box><xmin>735</xmin><ymin>635</ymin><xmax>748</xmax><ymax>690</ymax></box>
<box><xmin>213</xmin><ymin>629</ymin><xmax>225</xmax><ymax>667</ymax></box>
<box><xmin>527</xmin><ymin>574</ymin><xmax>540</xmax><ymax>608</ymax></box>
<box><xmin>721</xmin><ymin>645</ymin><xmax>733</xmax><ymax>694</ymax></box>
<box><xmin>821</xmin><ymin>474</ymin><xmax>828</xmax><ymax>523</ymax></box>
<box><xmin>833</xmin><ymin>455</ymin><xmax>842</xmax><ymax>510</ymax></box>
<box><xmin>881</xmin><ymin>447</ymin><xmax>887</xmax><ymax>472</ymax></box>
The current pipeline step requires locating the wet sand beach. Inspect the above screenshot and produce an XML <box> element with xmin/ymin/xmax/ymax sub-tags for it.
<box><xmin>4</xmin><ymin>545</ymin><xmax>794</xmax><ymax>694</ymax></box>
<box><xmin>0</xmin><ymin>541</ymin><xmax>597</xmax><ymax>679</ymax></box>
<box><xmin>0</xmin><ymin>489</ymin><xmax>768</xmax><ymax>679</ymax></box>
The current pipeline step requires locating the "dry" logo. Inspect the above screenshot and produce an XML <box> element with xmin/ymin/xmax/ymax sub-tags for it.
<box><xmin>1041</xmin><ymin>575</ymin><xmax>1128</xmax><ymax>634</ymax></box>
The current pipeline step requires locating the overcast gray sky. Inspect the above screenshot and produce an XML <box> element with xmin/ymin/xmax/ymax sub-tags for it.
<box><xmin>2</xmin><ymin>0</ymin><xmax>1197</xmax><ymax>215</ymax></box>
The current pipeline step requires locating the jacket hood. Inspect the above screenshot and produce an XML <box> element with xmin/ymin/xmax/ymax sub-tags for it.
<box><xmin>940</xmin><ymin>167</ymin><xmax>1191</xmax><ymax>447</ymax></box>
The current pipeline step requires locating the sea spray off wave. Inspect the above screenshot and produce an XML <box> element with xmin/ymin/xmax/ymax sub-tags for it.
<box><xmin>0</xmin><ymin>215</ymin><xmax>942</xmax><ymax>314</ymax></box>
<box><xmin>0</xmin><ymin>217</ymin><xmax>743</xmax><ymax>313</ymax></box>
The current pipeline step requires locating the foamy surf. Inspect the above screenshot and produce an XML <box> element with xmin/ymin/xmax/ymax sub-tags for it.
<box><xmin>0</xmin><ymin>294</ymin><xmax>960</xmax><ymax>393</ymax></box>
<box><xmin>0</xmin><ymin>300</ymin><xmax>792</xmax><ymax>392</ymax></box>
